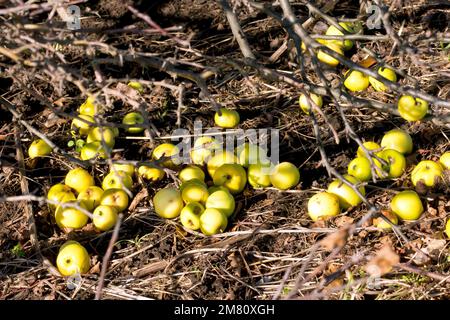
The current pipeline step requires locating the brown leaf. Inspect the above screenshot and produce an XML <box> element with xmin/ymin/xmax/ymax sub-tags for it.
<box><xmin>365</xmin><ymin>244</ymin><xmax>399</xmax><ymax>276</ymax></box>
<box><xmin>320</xmin><ymin>228</ymin><xmax>348</xmax><ymax>251</ymax></box>
<box><xmin>334</xmin><ymin>216</ymin><xmax>354</xmax><ymax>228</ymax></box>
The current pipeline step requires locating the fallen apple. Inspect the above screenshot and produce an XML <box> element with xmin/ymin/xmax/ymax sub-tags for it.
<box><xmin>269</xmin><ymin>162</ymin><xmax>300</xmax><ymax>190</ymax></box>
<box><xmin>190</xmin><ymin>136</ymin><xmax>220</xmax><ymax>166</ymax></box>
<box><xmin>380</xmin><ymin>128</ymin><xmax>413</xmax><ymax>155</ymax></box>
<box><xmin>235</xmin><ymin>143</ymin><xmax>269</xmax><ymax>167</ymax></box>
<box><xmin>65</xmin><ymin>168</ymin><xmax>95</xmax><ymax>194</ymax></box>
<box><xmin>379</xmin><ymin>149</ymin><xmax>406</xmax><ymax>178</ymax></box>
<box><xmin>199</xmin><ymin>208</ymin><xmax>228</xmax><ymax>235</ymax></box>
<box><xmin>356</xmin><ymin>141</ymin><xmax>382</xmax><ymax>158</ymax></box>
<box><xmin>47</xmin><ymin>183</ymin><xmax>76</xmax><ymax>211</ymax></box>
<box><xmin>347</xmin><ymin>157</ymin><xmax>372</xmax><ymax>182</ymax></box>
<box><xmin>71</xmin><ymin>114</ymin><xmax>94</xmax><ymax>136</ymax></box>
<box><xmin>152</xmin><ymin>143</ymin><xmax>181</xmax><ymax>169</ymax></box>
<box><xmin>153</xmin><ymin>187</ymin><xmax>184</xmax><ymax>219</ymax></box>
<box><xmin>439</xmin><ymin>152</ymin><xmax>450</xmax><ymax>170</ymax></box>
<box><xmin>344</xmin><ymin>70</ymin><xmax>370</xmax><ymax>92</ymax></box>
<box><xmin>207</xmin><ymin>185</ymin><xmax>230</xmax><ymax>194</ymax></box>
<box><xmin>213</xmin><ymin>163</ymin><xmax>247</xmax><ymax>194</ymax></box>
<box><xmin>80</xmin><ymin>141</ymin><xmax>108</xmax><ymax>160</ymax></box>
<box><xmin>128</xmin><ymin>81</ymin><xmax>144</xmax><ymax>93</ymax></box>
<box><xmin>247</xmin><ymin>162</ymin><xmax>272</xmax><ymax>188</ymax></box>
<box><xmin>179</xmin><ymin>165</ymin><xmax>205</xmax><ymax>183</ymax></box>
<box><xmin>325</xmin><ymin>22</ymin><xmax>359</xmax><ymax>51</ymax></box>
<box><xmin>102</xmin><ymin>171</ymin><xmax>133</xmax><ymax>191</ymax></box>
<box><xmin>299</xmin><ymin>93</ymin><xmax>323</xmax><ymax>115</ymax></box>
<box><xmin>368</xmin><ymin>66</ymin><xmax>397</xmax><ymax>92</ymax></box>
<box><xmin>307</xmin><ymin>192</ymin><xmax>341</xmax><ymax>221</ymax></box>
<box><xmin>181</xmin><ymin>180</ymin><xmax>209</xmax><ymax>204</ymax></box>
<box><xmin>55</xmin><ymin>201</ymin><xmax>89</xmax><ymax>230</ymax></box>
<box><xmin>205</xmin><ymin>189</ymin><xmax>235</xmax><ymax>217</ymax></box>
<box><xmin>327</xmin><ymin>174</ymin><xmax>365</xmax><ymax>210</ymax></box>
<box><xmin>411</xmin><ymin>160</ymin><xmax>443</xmax><ymax>187</ymax></box>
<box><xmin>138</xmin><ymin>165</ymin><xmax>165</xmax><ymax>181</ymax></box>
<box><xmin>111</xmin><ymin>163</ymin><xmax>136</xmax><ymax>177</ymax></box>
<box><xmin>206</xmin><ymin>150</ymin><xmax>238</xmax><ymax>178</ymax></box>
<box><xmin>77</xmin><ymin>186</ymin><xmax>104</xmax><ymax>212</ymax></box>
<box><xmin>373</xmin><ymin>210</ymin><xmax>398</xmax><ymax>230</ymax></box>
<box><xmin>100</xmin><ymin>188</ymin><xmax>129</xmax><ymax>212</ymax></box>
<box><xmin>397</xmin><ymin>95</ymin><xmax>429</xmax><ymax>122</ymax></box>
<box><xmin>214</xmin><ymin>108</ymin><xmax>240</xmax><ymax>129</ymax></box>
<box><xmin>86</xmin><ymin>127</ymin><xmax>115</xmax><ymax>148</ymax></box>
<box><xmin>56</xmin><ymin>240</ymin><xmax>90</xmax><ymax>276</ymax></box>
<box><xmin>445</xmin><ymin>219</ymin><xmax>450</xmax><ymax>238</ymax></box>
<box><xmin>122</xmin><ymin>112</ymin><xmax>145</xmax><ymax>134</ymax></box>
<box><xmin>28</xmin><ymin>139</ymin><xmax>52</xmax><ymax>159</ymax></box>
<box><xmin>179</xmin><ymin>202</ymin><xmax>205</xmax><ymax>230</ymax></box>
<box><xmin>390</xmin><ymin>190</ymin><xmax>423</xmax><ymax>220</ymax></box>
<box><xmin>93</xmin><ymin>205</ymin><xmax>118</xmax><ymax>231</ymax></box>
<box><xmin>79</xmin><ymin>96</ymin><xmax>99</xmax><ymax>117</ymax></box>
<box><xmin>317</xmin><ymin>42</ymin><xmax>344</xmax><ymax>67</ymax></box>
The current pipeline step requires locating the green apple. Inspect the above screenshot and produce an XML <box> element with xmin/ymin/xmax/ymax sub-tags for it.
<box><xmin>327</xmin><ymin>174</ymin><xmax>365</xmax><ymax>210</ymax></box>
<box><xmin>79</xmin><ymin>96</ymin><xmax>99</xmax><ymax>117</ymax></box>
<box><xmin>411</xmin><ymin>160</ymin><xmax>443</xmax><ymax>187</ymax></box>
<box><xmin>122</xmin><ymin>112</ymin><xmax>145</xmax><ymax>133</ymax></box>
<box><xmin>344</xmin><ymin>70</ymin><xmax>370</xmax><ymax>92</ymax></box>
<box><xmin>347</xmin><ymin>157</ymin><xmax>372</xmax><ymax>182</ymax></box>
<box><xmin>390</xmin><ymin>190</ymin><xmax>423</xmax><ymax>220</ymax></box>
<box><xmin>77</xmin><ymin>186</ymin><xmax>104</xmax><ymax>212</ymax></box>
<box><xmin>307</xmin><ymin>192</ymin><xmax>340</xmax><ymax>221</ymax></box>
<box><xmin>56</xmin><ymin>240</ymin><xmax>90</xmax><ymax>276</ymax></box>
<box><xmin>102</xmin><ymin>171</ymin><xmax>133</xmax><ymax>191</ymax></box>
<box><xmin>28</xmin><ymin>139</ymin><xmax>52</xmax><ymax>159</ymax></box>
<box><xmin>213</xmin><ymin>163</ymin><xmax>247</xmax><ymax>194</ymax></box>
<box><xmin>357</xmin><ymin>141</ymin><xmax>382</xmax><ymax>158</ymax></box>
<box><xmin>179</xmin><ymin>165</ymin><xmax>205</xmax><ymax>183</ymax></box>
<box><xmin>206</xmin><ymin>150</ymin><xmax>238</xmax><ymax>178</ymax></box>
<box><xmin>47</xmin><ymin>184</ymin><xmax>76</xmax><ymax>211</ymax></box>
<box><xmin>128</xmin><ymin>81</ymin><xmax>144</xmax><ymax>93</ymax></box>
<box><xmin>299</xmin><ymin>93</ymin><xmax>323</xmax><ymax>115</ymax></box>
<box><xmin>100</xmin><ymin>188</ymin><xmax>129</xmax><ymax>212</ymax></box>
<box><xmin>205</xmin><ymin>189</ymin><xmax>235</xmax><ymax>217</ymax></box>
<box><xmin>325</xmin><ymin>22</ymin><xmax>359</xmax><ymax>51</ymax></box>
<box><xmin>93</xmin><ymin>205</ymin><xmax>118</xmax><ymax>231</ymax></box>
<box><xmin>80</xmin><ymin>141</ymin><xmax>108</xmax><ymax>160</ymax></box>
<box><xmin>179</xmin><ymin>202</ymin><xmax>205</xmax><ymax>230</ymax></box>
<box><xmin>398</xmin><ymin>95</ymin><xmax>429</xmax><ymax>122</ymax></box>
<box><xmin>152</xmin><ymin>143</ymin><xmax>181</xmax><ymax>169</ymax></box>
<box><xmin>181</xmin><ymin>180</ymin><xmax>209</xmax><ymax>204</ymax></box>
<box><xmin>248</xmin><ymin>162</ymin><xmax>272</xmax><ymax>188</ymax></box>
<box><xmin>236</xmin><ymin>143</ymin><xmax>269</xmax><ymax>167</ymax></box>
<box><xmin>373</xmin><ymin>210</ymin><xmax>398</xmax><ymax>230</ymax></box>
<box><xmin>71</xmin><ymin>114</ymin><xmax>94</xmax><ymax>136</ymax></box>
<box><xmin>379</xmin><ymin>149</ymin><xmax>406</xmax><ymax>178</ymax></box>
<box><xmin>439</xmin><ymin>152</ymin><xmax>450</xmax><ymax>170</ymax></box>
<box><xmin>86</xmin><ymin>127</ymin><xmax>115</xmax><ymax>148</ymax></box>
<box><xmin>153</xmin><ymin>188</ymin><xmax>184</xmax><ymax>219</ymax></box>
<box><xmin>111</xmin><ymin>163</ymin><xmax>135</xmax><ymax>177</ymax></box>
<box><xmin>190</xmin><ymin>136</ymin><xmax>220</xmax><ymax>166</ymax></box>
<box><xmin>380</xmin><ymin>129</ymin><xmax>413</xmax><ymax>155</ymax></box>
<box><xmin>138</xmin><ymin>165</ymin><xmax>165</xmax><ymax>181</ymax></box>
<box><xmin>214</xmin><ymin>108</ymin><xmax>240</xmax><ymax>128</ymax></box>
<box><xmin>55</xmin><ymin>201</ymin><xmax>89</xmax><ymax>230</ymax></box>
<box><xmin>317</xmin><ymin>42</ymin><xmax>344</xmax><ymax>67</ymax></box>
<box><xmin>368</xmin><ymin>67</ymin><xmax>397</xmax><ymax>92</ymax></box>
<box><xmin>270</xmin><ymin>162</ymin><xmax>300</xmax><ymax>190</ymax></box>
<box><xmin>199</xmin><ymin>208</ymin><xmax>228</xmax><ymax>235</ymax></box>
<box><xmin>65</xmin><ymin>168</ymin><xmax>95</xmax><ymax>194</ymax></box>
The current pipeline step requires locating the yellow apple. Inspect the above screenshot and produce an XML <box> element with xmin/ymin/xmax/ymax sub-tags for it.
<box><xmin>206</xmin><ymin>150</ymin><xmax>238</xmax><ymax>177</ymax></box>
<box><xmin>55</xmin><ymin>201</ymin><xmax>89</xmax><ymax>230</ymax></box>
<box><xmin>205</xmin><ymin>189</ymin><xmax>235</xmax><ymax>217</ymax></box>
<box><xmin>179</xmin><ymin>165</ymin><xmax>205</xmax><ymax>183</ymax></box>
<box><xmin>269</xmin><ymin>162</ymin><xmax>300</xmax><ymax>190</ymax></box>
<box><xmin>325</xmin><ymin>22</ymin><xmax>359</xmax><ymax>51</ymax></box>
<box><xmin>179</xmin><ymin>202</ymin><xmax>205</xmax><ymax>230</ymax></box>
<box><xmin>236</xmin><ymin>143</ymin><xmax>269</xmax><ymax>167</ymax></box>
<box><xmin>80</xmin><ymin>141</ymin><xmax>108</xmax><ymax>161</ymax></box>
<box><xmin>93</xmin><ymin>205</ymin><xmax>118</xmax><ymax>231</ymax></box>
<box><xmin>102</xmin><ymin>171</ymin><xmax>133</xmax><ymax>191</ymax></box>
<box><xmin>71</xmin><ymin>114</ymin><xmax>95</xmax><ymax>136</ymax></box>
<box><xmin>86</xmin><ymin>127</ymin><xmax>115</xmax><ymax>148</ymax></box>
<box><xmin>65</xmin><ymin>168</ymin><xmax>95</xmax><ymax>194</ymax></box>
<box><xmin>79</xmin><ymin>96</ymin><xmax>99</xmax><ymax>117</ymax></box>
<box><xmin>77</xmin><ymin>186</ymin><xmax>104</xmax><ymax>212</ymax></box>
<box><xmin>47</xmin><ymin>184</ymin><xmax>76</xmax><ymax>211</ymax></box>
<box><xmin>390</xmin><ymin>190</ymin><xmax>423</xmax><ymax>220</ymax></box>
<box><xmin>299</xmin><ymin>93</ymin><xmax>323</xmax><ymax>115</ymax></box>
<box><xmin>344</xmin><ymin>70</ymin><xmax>370</xmax><ymax>92</ymax></box>
<box><xmin>411</xmin><ymin>160</ymin><xmax>443</xmax><ymax>187</ymax></box>
<box><xmin>153</xmin><ymin>188</ymin><xmax>184</xmax><ymax>219</ymax></box>
<box><xmin>138</xmin><ymin>165</ymin><xmax>165</xmax><ymax>181</ymax></box>
<box><xmin>214</xmin><ymin>108</ymin><xmax>240</xmax><ymax>128</ymax></box>
<box><xmin>100</xmin><ymin>188</ymin><xmax>129</xmax><ymax>212</ymax></box>
<box><xmin>180</xmin><ymin>178</ymin><xmax>206</xmax><ymax>191</ymax></box>
<box><xmin>207</xmin><ymin>185</ymin><xmax>230</xmax><ymax>194</ymax></box>
<box><xmin>307</xmin><ymin>192</ymin><xmax>340</xmax><ymax>221</ymax></box>
<box><xmin>181</xmin><ymin>180</ymin><xmax>209</xmax><ymax>204</ymax></box>
<box><xmin>213</xmin><ymin>163</ymin><xmax>247</xmax><ymax>194</ymax></box>
<box><xmin>317</xmin><ymin>42</ymin><xmax>344</xmax><ymax>67</ymax></box>
<box><xmin>380</xmin><ymin>129</ymin><xmax>413</xmax><ymax>155</ymax></box>
<box><xmin>327</xmin><ymin>174</ymin><xmax>365</xmax><ymax>210</ymax></box>
<box><xmin>152</xmin><ymin>143</ymin><xmax>181</xmax><ymax>169</ymax></box>
<box><xmin>368</xmin><ymin>67</ymin><xmax>397</xmax><ymax>92</ymax></box>
<box><xmin>199</xmin><ymin>208</ymin><xmax>228</xmax><ymax>235</ymax></box>
<box><xmin>347</xmin><ymin>157</ymin><xmax>372</xmax><ymax>182</ymax></box>
<box><xmin>190</xmin><ymin>136</ymin><xmax>220</xmax><ymax>166</ymax></box>
<box><xmin>379</xmin><ymin>149</ymin><xmax>406</xmax><ymax>178</ymax></box>
<box><xmin>357</xmin><ymin>141</ymin><xmax>382</xmax><ymax>158</ymax></box>
<box><xmin>248</xmin><ymin>162</ymin><xmax>272</xmax><ymax>188</ymax></box>
<box><xmin>398</xmin><ymin>95</ymin><xmax>429</xmax><ymax>122</ymax></box>
<box><xmin>56</xmin><ymin>240</ymin><xmax>90</xmax><ymax>276</ymax></box>
<box><xmin>111</xmin><ymin>163</ymin><xmax>135</xmax><ymax>177</ymax></box>
<box><xmin>439</xmin><ymin>152</ymin><xmax>450</xmax><ymax>170</ymax></box>
<box><xmin>28</xmin><ymin>139</ymin><xmax>52</xmax><ymax>159</ymax></box>
<box><xmin>445</xmin><ymin>219</ymin><xmax>450</xmax><ymax>238</ymax></box>
<box><xmin>128</xmin><ymin>81</ymin><xmax>144</xmax><ymax>93</ymax></box>
<box><xmin>122</xmin><ymin>112</ymin><xmax>145</xmax><ymax>134</ymax></box>
<box><xmin>373</xmin><ymin>210</ymin><xmax>398</xmax><ymax>230</ymax></box>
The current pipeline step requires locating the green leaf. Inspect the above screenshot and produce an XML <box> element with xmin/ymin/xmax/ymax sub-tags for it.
<box><xmin>67</xmin><ymin>140</ymin><xmax>75</xmax><ymax>147</ymax></box>
<box><xmin>11</xmin><ymin>243</ymin><xmax>25</xmax><ymax>257</ymax></box>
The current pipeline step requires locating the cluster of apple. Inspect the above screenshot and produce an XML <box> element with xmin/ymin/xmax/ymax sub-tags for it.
<box><xmin>150</xmin><ymin>138</ymin><xmax>300</xmax><ymax>235</ymax></box>
<box><xmin>300</xmin><ymin>21</ymin><xmax>431</xmax><ymax>123</ymax></box>
<box><xmin>307</xmin><ymin>127</ymin><xmax>450</xmax><ymax>230</ymax></box>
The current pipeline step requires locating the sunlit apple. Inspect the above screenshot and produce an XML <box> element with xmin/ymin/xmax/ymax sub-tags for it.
<box><xmin>307</xmin><ymin>192</ymin><xmax>340</xmax><ymax>221</ymax></box>
<box><xmin>269</xmin><ymin>162</ymin><xmax>300</xmax><ymax>190</ymax></box>
<box><xmin>205</xmin><ymin>189</ymin><xmax>235</xmax><ymax>217</ymax></box>
<box><xmin>439</xmin><ymin>152</ymin><xmax>450</xmax><ymax>170</ymax></box>
<box><xmin>71</xmin><ymin>114</ymin><xmax>94</xmax><ymax>136</ymax></box>
<box><xmin>397</xmin><ymin>95</ymin><xmax>429</xmax><ymax>122</ymax></box>
<box><xmin>152</xmin><ymin>143</ymin><xmax>181</xmax><ymax>169</ymax></box>
<box><xmin>93</xmin><ymin>205</ymin><xmax>118</xmax><ymax>231</ymax></box>
<box><xmin>138</xmin><ymin>165</ymin><xmax>165</xmax><ymax>181</ymax></box>
<box><xmin>77</xmin><ymin>186</ymin><xmax>104</xmax><ymax>212</ymax></box>
<box><xmin>56</xmin><ymin>240</ymin><xmax>90</xmax><ymax>276</ymax></box>
<box><xmin>100</xmin><ymin>188</ymin><xmax>129</xmax><ymax>212</ymax></box>
<box><xmin>190</xmin><ymin>136</ymin><xmax>220</xmax><ymax>166</ymax></box>
<box><xmin>299</xmin><ymin>93</ymin><xmax>323</xmax><ymax>115</ymax></box>
<box><xmin>28</xmin><ymin>139</ymin><xmax>52</xmax><ymax>159</ymax></box>
<box><xmin>368</xmin><ymin>67</ymin><xmax>397</xmax><ymax>92</ymax></box>
<box><xmin>102</xmin><ymin>171</ymin><xmax>133</xmax><ymax>191</ymax></box>
<box><xmin>80</xmin><ymin>141</ymin><xmax>108</xmax><ymax>160</ymax></box>
<box><xmin>213</xmin><ymin>163</ymin><xmax>247</xmax><ymax>194</ymax></box>
<box><xmin>181</xmin><ymin>180</ymin><xmax>209</xmax><ymax>204</ymax></box>
<box><xmin>111</xmin><ymin>163</ymin><xmax>135</xmax><ymax>177</ymax></box>
<box><xmin>153</xmin><ymin>187</ymin><xmax>184</xmax><ymax>219</ymax></box>
<box><xmin>344</xmin><ymin>70</ymin><xmax>369</xmax><ymax>92</ymax></box>
<box><xmin>390</xmin><ymin>190</ymin><xmax>423</xmax><ymax>220</ymax></box>
<box><xmin>380</xmin><ymin>129</ymin><xmax>413</xmax><ymax>155</ymax></box>
<box><xmin>347</xmin><ymin>157</ymin><xmax>372</xmax><ymax>182</ymax></box>
<box><xmin>79</xmin><ymin>96</ymin><xmax>99</xmax><ymax>116</ymax></box>
<box><xmin>65</xmin><ymin>168</ymin><xmax>95</xmax><ymax>194</ymax></box>
<box><xmin>179</xmin><ymin>165</ymin><xmax>205</xmax><ymax>183</ymax></box>
<box><xmin>179</xmin><ymin>202</ymin><xmax>205</xmax><ymax>230</ymax></box>
<box><xmin>206</xmin><ymin>150</ymin><xmax>238</xmax><ymax>178</ymax></box>
<box><xmin>55</xmin><ymin>201</ymin><xmax>89</xmax><ymax>230</ymax></box>
<box><xmin>327</xmin><ymin>174</ymin><xmax>365</xmax><ymax>210</ymax></box>
<box><xmin>214</xmin><ymin>108</ymin><xmax>240</xmax><ymax>129</ymax></box>
<box><xmin>317</xmin><ymin>42</ymin><xmax>344</xmax><ymax>67</ymax></box>
<box><xmin>199</xmin><ymin>208</ymin><xmax>228</xmax><ymax>236</ymax></box>
<box><xmin>379</xmin><ymin>149</ymin><xmax>406</xmax><ymax>178</ymax></box>
<box><xmin>356</xmin><ymin>141</ymin><xmax>382</xmax><ymax>158</ymax></box>
<box><xmin>373</xmin><ymin>210</ymin><xmax>398</xmax><ymax>230</ymax></box>
<box><xmin>86</xmin><ymin>127</ymin><xmax>115</xmax><ymax>148</ymax></box>
<box><xmin>411</xmin><ymin>160</ymin><xmax>443</xmax><ymax>187</ymax></box>
<box><xmin>122</xmin><ymin>112</ymin><xmax>145</xmax><ymax>134</ymax></box>
<box><xmin>47</xmin><ymin>183</ymin><xmax>76</xmax><ymax>211</ymax></box>
<box><xmin>247</xmin><ymin>162</ymin><xmax>272</xmax><ymax>188</ymax></box>
<box><xmin>236</xmin><ymin>143</ymin><xmax>269</xmax><ymax>167</ymax></box>
<box><xmin>325</xmin><ymin>22</ymin><xmax>361</xmax><ymax>51</ymax></box>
